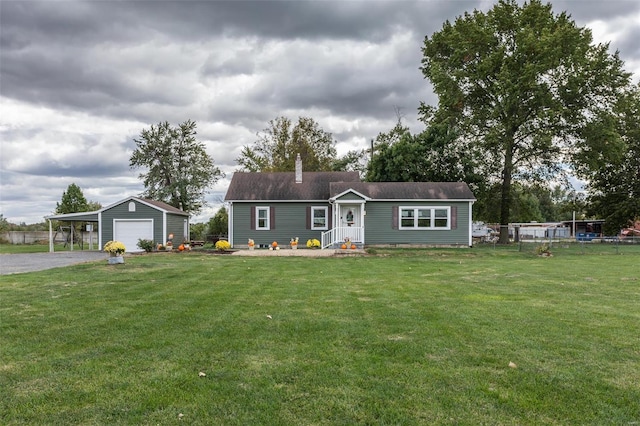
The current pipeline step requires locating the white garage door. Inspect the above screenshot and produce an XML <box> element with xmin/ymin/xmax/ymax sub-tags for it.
<box><xmin>113</xmin><ymin>220</ymin><xmax>154</xmax><ymax>253</ymax></box>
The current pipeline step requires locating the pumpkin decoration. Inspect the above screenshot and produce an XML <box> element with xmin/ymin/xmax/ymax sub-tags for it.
<box><xmin>341</xmin><ymin>244</ymin><xmax>347</xmax><ymax>249</ymax></box>
<box><xmin>272</xmin><ymin>241</ymin><xmax>278</xmax><ymax>248</ymax></box>
<box><xmin>178</xmin><ymin>244</ymin><xmax>185</xmax><ymax>251</ymax></box>
<box><xmin>351</xmin><ymin>244</ymin><xmax>356</xmax><ymax>250</ymax></box>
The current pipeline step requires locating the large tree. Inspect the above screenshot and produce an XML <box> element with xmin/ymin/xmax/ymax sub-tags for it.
<box><xmin>577</xmin><ymin>85</ymin><xmax>640</xmax><ymax>235</ymax></box>
<box><xmin>130</xmin><ymin>120</ymin><xmax>223</xmax><ymax>214</ymax></box>
<box><xmin>56</xmin><ymin>183</ymin><xmax>89</xmax><ymax>214</ymax></box>
<box><xmin>421</xmin><ymin>0</ymin><xmax>631</xmax><ymax>242</ymax></box>
<box><xmin>237</xmin><ymin>116</ymin><xmax>338</xmax><ymax>172</ymax></box>
<box><xmin>207</xmin><ymin>206</ymin><xmax>228</xmax><ymax>237</ymax></box>
<box><xmin>367</xmin><ymin>120</ymin><xmax>483</xmax><ymax>189</ymax></box>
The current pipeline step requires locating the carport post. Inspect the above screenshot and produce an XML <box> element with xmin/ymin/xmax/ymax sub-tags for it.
<box><xmin>48</xmin><ymin>219</ymin><xmax>54</xmax><ymax>253</ymax></box>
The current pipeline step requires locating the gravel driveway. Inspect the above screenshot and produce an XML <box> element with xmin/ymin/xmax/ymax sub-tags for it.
<box><xmin>0</xmin><ymin>251</ymin><xmax>109</xmax><ymax>275</ymax></box>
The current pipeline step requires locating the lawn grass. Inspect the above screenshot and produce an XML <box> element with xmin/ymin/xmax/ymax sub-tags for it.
<box><xmin>0</xmin><ymin>243</ymin><xmax>91</xmax><ymax>254</ymax></box>
<box><xmin>1</xmin><ymin>248</ymin><xmax>639</xmax><ymax>425</ymax></box>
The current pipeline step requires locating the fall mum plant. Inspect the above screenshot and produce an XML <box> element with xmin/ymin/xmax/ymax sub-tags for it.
<box><xmin>104</xmin><ymin>241</ymin><xmax>126</xmax><ymax>255</ymax></box>
<box><xmin>215</xmin><ymin>240</ymin><xmax>231</xmax><ymax>251</ymax></box>
<box><xmin>306</xmin><ymin>239</ymin><xmax>320</xmax><ymax>248</ymax></box>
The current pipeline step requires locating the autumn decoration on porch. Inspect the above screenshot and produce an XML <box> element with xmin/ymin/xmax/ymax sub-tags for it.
<box><xmin>342</xmin><ymin>237</ymin><xmax>351</xmax><ymax>250</ymax></box>
<box><xmin>248</xmin><ymin>239</ymin><xmax>255</xmax><ymax>250</ymax></box>
<box><xmin>306</xmin><ymin>238</ymin><xmax>320</xmax><ymax>249</ymax></box>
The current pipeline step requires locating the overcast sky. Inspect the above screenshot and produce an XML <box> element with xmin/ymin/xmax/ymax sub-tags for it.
<box><xmin>1</xmin><ymin>0</ymin><xmax>639</xmax><ymax>224</ymax></box>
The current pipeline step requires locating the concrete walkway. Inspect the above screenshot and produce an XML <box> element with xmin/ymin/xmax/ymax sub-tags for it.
<box><xmin>0</xmin><ymin>251</ymin><xmax>109</xmax><ymax>275</ymax></box>
<box><xmin>231</xmin><ymin>248</ymin><xmax>365</xmax><ymax>257</ymax></box>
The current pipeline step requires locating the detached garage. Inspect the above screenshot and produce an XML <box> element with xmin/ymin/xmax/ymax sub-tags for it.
<box><xmin>46</xmin><ymin>197</ymin><xmax>190</xmax><ymax>253</ymax></box>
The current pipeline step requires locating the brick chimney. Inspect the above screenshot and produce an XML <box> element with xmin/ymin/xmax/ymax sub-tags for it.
<box><xmin>295</xmin><ymin>153</ymin><xmax>302</xmax><ymax>183</ymax></box>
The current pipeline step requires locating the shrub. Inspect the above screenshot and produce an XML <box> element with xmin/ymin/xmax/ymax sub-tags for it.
<box><xmin>137</xmin><ymin>239</ymin><xmax>155</xmax><ymax>253</ymax></box>
<box><xmin>215</xmin><ymin>240</ymin><xmax>231</xmax><ymax>251</ymax></box>
<box><xmin>306</xmin><ymin>238</ymin><xmax>320</xmax><ymax>248</ymax></box>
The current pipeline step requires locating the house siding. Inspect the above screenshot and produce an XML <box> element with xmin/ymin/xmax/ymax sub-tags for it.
<box><xmin>102</xmin><ymin>200</ymin><xmax>164</xmax><ymax>244</ymax></box>
<box><xmin>231</xmin><ymin>202</ymin><xmax>332</xmax><ymax>247</ymax></box>
<box><xmin>364</xmin><ymin>201</ymin><xmax>471</xmax><ymax>246</ymax></box>
<box><xmin>166</xmin><ymin>213</ymin><xmax>188</xmax><ymax>244</ymax></box>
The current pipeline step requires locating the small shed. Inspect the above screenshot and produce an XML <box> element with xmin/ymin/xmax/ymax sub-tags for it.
<box><xmin>46</xmin><ymin>196</ymin><xmax>190</xmax><ymax>252</ymax></box>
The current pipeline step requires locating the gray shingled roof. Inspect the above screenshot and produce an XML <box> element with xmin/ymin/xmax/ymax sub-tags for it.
<box><xmin>224</xmin><ymin>171</ymin><xmax>360</xmax><ymax>201</ymax></box>
<box><xmin>138</xmin><ymin>198</ymin><xmax>189</xmax><ymax>215</ymax></box>
<box><xmin>225</xmin><ymin>172</ymin><xmax>475</xmax><ymax>201</ymax></box>
<box><xmin>330</xmin><ymin>181</ymin><xmax>475</xmax><ymax>200</ymax></box>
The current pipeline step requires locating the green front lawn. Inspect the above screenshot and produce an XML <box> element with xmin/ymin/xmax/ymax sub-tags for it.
<box><xmin>0</xmin><ymin>243</ymin><xmax>94</xmax><ymax>254</ymax></box>
<box><xmin>1</xmin><ymin>249</ymin><xmax>638</xmax><ymax>424</ymax></box>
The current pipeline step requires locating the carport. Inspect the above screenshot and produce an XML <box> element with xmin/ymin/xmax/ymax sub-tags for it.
<box><xmin>46</xmin><ymin>211</ymin><xmax>99</xmax><ymax>253</ymax></box>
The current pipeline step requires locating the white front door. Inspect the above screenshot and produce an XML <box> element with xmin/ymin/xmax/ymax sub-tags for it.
<box><xmin>340</xmin><ymin>205</ymin><xmax>361</xmax><ymax>242</ymax></box>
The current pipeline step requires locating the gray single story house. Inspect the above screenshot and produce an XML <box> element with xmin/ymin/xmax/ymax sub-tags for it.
<box><xmin>46</xmin><ymin>196</ymin><xmax>190</xmax><ymax>252</ymax></box>
<box><xmin>224</xmin><ymin>156</ymin><xmax>476</xmax><ymax>248</ymax></box>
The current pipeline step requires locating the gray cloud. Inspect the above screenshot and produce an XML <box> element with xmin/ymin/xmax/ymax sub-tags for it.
<box><xmin>1</xmin><ymin>0</ymin><xmax>639</xmax><ymax>224</ymax></box>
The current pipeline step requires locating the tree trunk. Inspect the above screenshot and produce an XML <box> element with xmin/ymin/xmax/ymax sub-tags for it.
<box><xmin>498</xmin><ymin>140</ymin><xmax>514</xmax><ymax>244</ymax></box>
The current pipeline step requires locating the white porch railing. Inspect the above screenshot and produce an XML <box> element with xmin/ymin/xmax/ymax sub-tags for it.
<box><xmin>321</xmin><ymin>226</ymin><xmax>364</xmax><ymax>249</ymax></box>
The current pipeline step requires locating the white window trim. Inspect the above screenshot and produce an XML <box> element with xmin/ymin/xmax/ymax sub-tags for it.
<box><xmin>399</xmin><ymin>206</ymin><xmax>451</xmax><ymax>230</ymax></box>
<box><xmin>256</xmin><ymin>206</ymin><xmax>270</xmax><ymax>230</ymax></box>
<box><xmin>311</xmin><ymin>206</ymin><xmax>329</xmax><ymax>230</ymax></box>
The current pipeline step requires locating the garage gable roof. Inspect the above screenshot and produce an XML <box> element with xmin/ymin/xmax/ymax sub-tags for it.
<box><xmin>135</xmin><ymin>198</ymin><xmax>189</xmax><ymax>215</ymax></box>
<box><xmin>45</xmin><ymin>196</ymin><xmax>189</xmax><ymax>221</ymax></box>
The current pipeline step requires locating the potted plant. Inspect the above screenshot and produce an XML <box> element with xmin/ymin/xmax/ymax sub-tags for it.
<box><xmin>306</xmin><ymin>238</ymin><xmax>320</xmax><ymax>249</ymax></box>
<box><xmin>104</xmin><ymin>240</ymin><xmax>126</xmax><ymax>264</ymax></box>
<box><xmin>290</xmin><ymin>237</ymin><xmax>299</xmax><ymax>249</ymax></box>
<box><xmin>248</xmin><ymin>238</ymin><xmax>255</xmax><ymax>250</ymax></box>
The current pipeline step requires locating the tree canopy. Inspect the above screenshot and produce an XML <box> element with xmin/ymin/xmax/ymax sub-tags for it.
<box><xmin>366</xmin><ymin>120</ymin><xmax>483</xmax><ymax>189</ymax></box>
<box><xmin>56</xmin><ymin>183</ymin><xmax>90</xmax><ymax>214</ymax></box>
<box><xmin>577</xmin><ymin>85</ymin><xmax>640</xmax><ymax>234</ymax></box>
<box><xmin>130</xmin><ymin>120</ymin><xmax>223</xmax><ymax>214</ymax></box>
<box><xmin>207</xmin><ymin>206</ymin><xmax>228</xmax><ymax>237</ymax></box>
<box><xmin>237</xmin><ymin>116</ymin><xmax>338</xmax><ymax>172</ymax></box>
<box><xmin>420</xmin><ymin>0</ymin><xmax>631</xmax><ymax>242</ymax></box>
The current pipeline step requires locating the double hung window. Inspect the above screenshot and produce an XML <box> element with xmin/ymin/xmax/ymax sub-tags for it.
<box><xmin>311</xmin><ymin>206</ymin><xmax>328</xmax><ymax>230</ymax></box>
<box><xmin>399</xmin><ymin>206</ymin><xmax>450</xmax><ymax>230</ymax></box>
<box><xmin>256</xmin><ymin>206</ymin><xmax>270</xmax><ymax>230</ymax></box>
